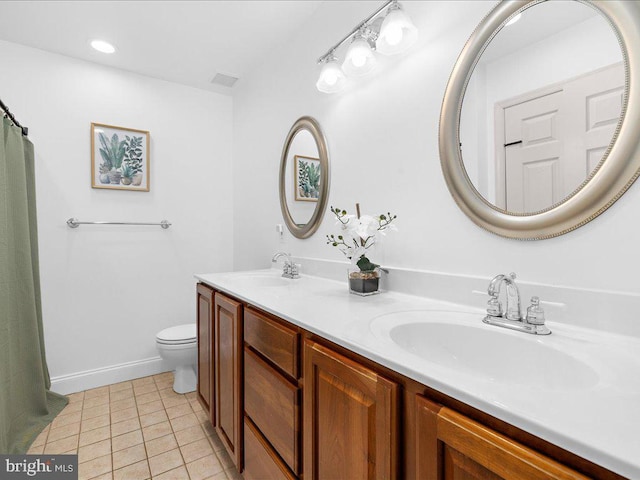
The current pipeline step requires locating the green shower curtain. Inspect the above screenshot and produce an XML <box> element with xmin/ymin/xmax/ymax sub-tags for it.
<box><xmin>0</xmin><ymin>116</ymin><xmax>67</xmax><ymax>453</ymax></box>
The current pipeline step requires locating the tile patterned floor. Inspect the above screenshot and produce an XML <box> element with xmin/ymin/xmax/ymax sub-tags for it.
<box><xmin>27</xmin><ymin>372</ymin><xmax>242</xmax><ymax>480</ymax></box>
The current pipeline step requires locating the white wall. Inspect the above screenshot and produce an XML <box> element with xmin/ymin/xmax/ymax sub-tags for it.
<box><xmin>0</xmin><ymin>40</ymin><xmax>233</xmax><ymax>392</ymax></box>
<box><xmin>232</xmin><ymin>1</ymin><xmax>640</xmax><ymax>299</ymax></box>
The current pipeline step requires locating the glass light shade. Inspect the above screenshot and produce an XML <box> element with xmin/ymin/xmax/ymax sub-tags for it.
<box><xmin>316</xmin><ymin>59</ymin><xmax>346</xmax><ymax>93</ymax></box>
<box><xmin>342</xmin><ymin>37</ymin><xmax>377</xmax><ymax>77</ymax></box>
<box><xmin>376</xmin><ymin>8</ymin><xmax>418</xmax><ymax>55</ymax></box>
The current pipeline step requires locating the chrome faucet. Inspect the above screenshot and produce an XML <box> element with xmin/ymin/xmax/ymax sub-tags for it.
<box><xmin>271</xmin><ymin>252</ymin><xmax>300</xmax><ymax>279</ymax></box>
<box><xmin>483</xmin><ymin>273</ymin><xmax>551</xmax><ymax>335</ymax></box>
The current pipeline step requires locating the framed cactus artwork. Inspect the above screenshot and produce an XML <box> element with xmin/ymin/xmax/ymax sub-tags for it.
<box><xmin>294</xmin><ymin>155</ymin><xmax>321</xmax><ymax>202</ymax></box>
<box><xmin>91</xmin><ymin>123</ymin><xmax>150</xmax><ymax>191</ymax></box>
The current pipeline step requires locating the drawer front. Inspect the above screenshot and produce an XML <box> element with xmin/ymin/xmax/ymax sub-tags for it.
<box><xmin>244</xmin><ymin>348</ymin><xmax>300</xmax><ymax>474</ymax></box>
<box><xmin>244</xmin><ymin>417</ymin><xmax>296</xmax><ymax>480</ymax></box>
<box><xmin>244</xmin><ymin>307</ymin><xmax>299</xmax><ymax>378</ymax></box>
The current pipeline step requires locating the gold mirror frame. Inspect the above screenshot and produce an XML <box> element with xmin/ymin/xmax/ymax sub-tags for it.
<box><xmin>279</xmin><ymin>116</ymin><xmax>330</xmax><ymax>239</ymax></box>
<box><xmin>439</xmin><ymin>0</ymin><xmax>640</xmax><ymax>239</ymax></box>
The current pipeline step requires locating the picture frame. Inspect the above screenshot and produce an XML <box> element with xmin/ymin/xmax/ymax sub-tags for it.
<box><xmin>91</xmin><ymin>122</ymin><xmax>150</xmax><ymax>191</ymax></box>
<box><xmin>294</xmin><ymin>155</ymin><xmax>321</xmax><ymax>202</ymax></box>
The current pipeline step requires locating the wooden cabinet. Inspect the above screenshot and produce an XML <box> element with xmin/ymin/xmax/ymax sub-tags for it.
<box><xmin>196</xmin><ymin>283</ymin><xmax>214</xmax><ymax>423</ymax></box>
<box><xmin>214</xmin><ymin>292</ymin><xmax>244</xmax><ymax>472</ymax></box>
<box><xmin>303</xmin><ymin>340</ymin><xmax>399</xmax><ymax>480</ymax></box>
<box><xmin>244</xmin><ymin>307</ymin><xmax>301</xmax><ymax>479</ymax></box>
<box><xmin>415</xmin><ymin>394</ymin><xmax>588</xmax><ymax>480</ymax></box>
<box><xmin>197</xmin><ymin>284</ymin><xmax>621</xmax><ymax>480</ymax></box>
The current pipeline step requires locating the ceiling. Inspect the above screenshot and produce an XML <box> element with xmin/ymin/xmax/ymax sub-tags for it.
<box><xmin>0</xmin><ymin>1</ymin><xmax>324</xmax><ymax>95</ymax></box>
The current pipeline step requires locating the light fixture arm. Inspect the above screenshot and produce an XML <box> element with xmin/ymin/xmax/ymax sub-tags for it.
<box><xmin>317</xmin><ymin>0</ymin><xmax>395</xmax><ymax>64</ymax></box>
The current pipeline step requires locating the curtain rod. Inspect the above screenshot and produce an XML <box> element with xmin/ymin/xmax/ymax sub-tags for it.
<box><xmin>0</xmin><ymin>98</ymin><xmax>28</xmax><ymax>136</ymax></box>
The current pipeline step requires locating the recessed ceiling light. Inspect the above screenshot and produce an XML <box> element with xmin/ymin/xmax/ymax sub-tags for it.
<box><xmin>506</xmin><ymin>13</ymin><xmax>522</xmax><ymax>26</ymax></box>
<box><xmin>91</xmin><ymin>40</ymin><xmax>116</xmax><ymax>54</ymax></box>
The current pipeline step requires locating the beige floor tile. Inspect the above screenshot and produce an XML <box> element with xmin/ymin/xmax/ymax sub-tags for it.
<box><xmin>161</xmin><ymin>395</ymin><xmax>188</xmax><ymax>409</ymax></box>
<box><xmin>111</xmin><ymin>418</ymin><xmax>141</xmax><ymax>437</ymax></box>
<box><xmin>79</xmin><ymin>425</ymin><xmax>111</xmax><ymax>447</ymax></box>
<box><xmin>110</xmin><ymin>407</ymin><xmax>138</xmax><ymax>424</ymax></box>
<box><xmin>81</xmin><ymin>414</ymin><xmax>110</xmax><ymax>433</ymax></box>
<box><xmin>179</xmin><ymin>437</ymin><xmax>213</xmax><ymax>464</ymax></box>
<box><xmin>48</xmin><ymin>422</ymin><xmax>81</xmax><ymax>443</ymax></box>
<box><xmin>192</xmin><ymin>408</ymin><xmax>209</xmax><ymax>425</ymax></box>
<box><xmin>174</xmin><ymin>425</ymin><xmax>205</xmax><ymax>447</ymax></box>
<box><xmin>213</xmin><ymin>471</ymin><xmax>230</xmax><ymax>480</ymax></box>
<box><xmin>152</xmin><ymin>465</ymin><xmax>189</xmax><ymax>480</ymax></box>
<box><xmin>184</xmin><ymin>392</ymin><xmax>197</xmax><ymax>401</ymax></box>
<box><xmin>142</xmin><ymin>421</ymin><xmax>172</xmax><ymax>442</ymax></box>
<box><xmin>78</xmin><ymin>453</ymin><xmax>111</xmax><ymax>480</ymax></box>
<box><xmin>133</xmin><ymin>382</ymin><xmax>157</xmax><ymax>396</ymax></box>
<box><xmin>83</xmin><ymin>395</ymin><xmax>110</xmax><ymax>409</ymax></box>
<box><xmin>158</xmin><ymin>387</ymin><xmax>181</xmax><ymax>399</ymax></box>
<box><xmin>148</xmin><ymin>448</ymin><xmax>184</xmax><ymax>477</ymax></box>
<box><xmin>154</xmin><ymin>372</ymin><xmax>173</xmax><ymax>381</ymax></box>
<box><xmin>139</xmin><ymin>409</ymin><xmax>168</xmax><ymax>428</ymax></box>
<box><xmin>169</xmin><ymin>413</ymin><xmax>199</xmax><ymax>432</ymax></box>
<box><xmin>31</xmin><ymin>425</ymin><xmax>50</xmax><ymax>448</ymax></box>
<box><xmin>109</xmin><ymin>381</ymin><xmax>133</xmax><ymax>393</ymax></box>
<box><xmin>88</xmin><ymin>473</ymin><xmax>112</xmax><ymax>480</ymax></box>
<box><xmin>68</xmin><ymin>391</ymin><xmax>85</xmax><ymax>403</ymax></box>
<box><xmin>44</xmin><ymin>434</ymin><xmax>79</xmax><ymax>454</ymax></box>
<box><xmin>51</xmin><ymin>411</ymin><xmax>82</xmax><ymax>429</ymax></box>
<box><xmin>113</xmin><ymin>459</ymin><xmax>150</xmax><ymax>480</ymax></box>
<box><xmin>165</xmin><ymin>404</ymin><xmax>192</xmax><ymax>420</ymax></box>
<box><xmin>112</xmin><ymin>430</ymin><xmax>143</xmax><ymax>452</ymax></box>
<box><xmin>27</xmin><ymin>444</ymin><xmax>44</xmax><ymax>454</ymax></box>
<box><xmin>186</xmin><ymin>454</ymin><xmax>224</xmax><ymax>480</ymax></box>
<box><xmin>84</xmin><ymin>386</ymin><xmax>110</xmax><ymax>399</ymax></box>
<box><xmin>112</xmin><ymin>443</ymin><xmax>147</xmax><ymax>470</ymax></box>
<box><xmin>206</xmin><ymin>432</ymin><xmax>225</xmax><ymax>453</ymax></box>
<box><xmin>201</xmin><ymin>421</ymin><xmax>216</xmax><ymax>438</ymax></box>
<box><xmin>225</xmin><ymin>467</ymin><xmax>241</xmax><ymax>480</ymax></box>
<box><xmin>110</xmin><ymin>398</ymin><xmax>137</xmax><ymax>412</ymax></box>
<box><xmin>78</xmin><ymin>438</ymin><xmax>111</xmax><ymax>464</ymax></box>
<box><xmin>132</xmin><ymin>376</ymin><xmax>155</xmax><ymax>387</ymax></box>
<box><xmin>189</xmin><ymin>399</ymin><xmax>203</xmax><ymax>412</ymax></box>
<box><xmin>135</xmin><ymin>391</ymin><xmax>161</xmax><ymax>405</ymax></box>
<box><xmin>145</xmin><ymin>433</ymin><xmax>178</xmax><ymax>458</ymax></box>
<box><xmin>136</xmin><ymin>400</ymin><xmax>164</xmax><ymax>416</ymax></box>
<box><xmin>60</xmin><ymin>402</ymin><xmax>84</xmax><ymax>416</ymax></box>
<box><xmin>82</xmin><ymin>404</ymin><xmax>110</xmax><ymax>421</ymax></box>
<box><xmin>109</xmin><ymin>389</ymin><xmax>134</xmax><ymax>403</ymax></box>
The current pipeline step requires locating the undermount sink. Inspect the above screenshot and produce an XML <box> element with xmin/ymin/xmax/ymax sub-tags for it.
<box><xmin>369</xmin><ymin>311</ymin><xmax>599</xmax><ymax>390</ymax></box>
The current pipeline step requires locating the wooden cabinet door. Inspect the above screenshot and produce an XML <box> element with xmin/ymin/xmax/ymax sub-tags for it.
<box><xmin>214</xmin><ymin>292</ymin><xmax>243</xmax><ymax>472</ymax></box>
<box><xmin>303</xmin><ymin>340</ymin><xmax>399</xmax><ymax>480</ymax></box>
<box><xmin>196</xmin><ymin>283</ymin><xmax>214</xmax><ymax>423</ymax></box>
<box><xmin>436</xmin><ymin>407</ymin><xmax>588</xmax><ymax>480</ymax></box>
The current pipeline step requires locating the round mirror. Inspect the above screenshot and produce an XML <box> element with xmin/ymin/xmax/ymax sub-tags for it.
<box><xmin>440</xmin><ymin>0</ymin><xmax>640</xmax><ymax>239</ymax></box>
<box><xmin>279</xmin><ymin>116</ymin><xmax>330</xmax><ymax>239</ymax></box>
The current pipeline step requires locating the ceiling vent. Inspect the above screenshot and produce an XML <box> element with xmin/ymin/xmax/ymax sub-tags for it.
<box><xmin>211</xmin><ymin>73</ymin><xmax>239</xmax><ymax>88</ymax></box>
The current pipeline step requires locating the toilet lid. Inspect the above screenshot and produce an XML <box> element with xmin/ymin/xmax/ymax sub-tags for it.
<box><xmin>156</xmin><ymin>324</ymin><xmax>196</xmax><ymax>344</ymax></box>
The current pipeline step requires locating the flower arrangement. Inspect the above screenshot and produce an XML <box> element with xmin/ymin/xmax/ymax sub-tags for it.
<box><xmin>326</xmin><ymin>203</ymin><xmax>397</xmax><ymax>273</ymax></box>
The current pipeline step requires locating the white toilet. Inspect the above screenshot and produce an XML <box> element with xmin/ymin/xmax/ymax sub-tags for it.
<box><xmin>156</xmin><ymin>324</ymin><xmax>197</xmax><ymax>394</ymax></box>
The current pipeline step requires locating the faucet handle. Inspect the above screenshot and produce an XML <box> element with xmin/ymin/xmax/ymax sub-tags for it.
<box><xmin>486</xmin><ymin>295</ymin><xmax>503</xmax><ymax>317</ymax></box>
<box><xmin>525</xmin><ymin>296</ymin><xmax>546</xmax><ymax>325</ymax></box>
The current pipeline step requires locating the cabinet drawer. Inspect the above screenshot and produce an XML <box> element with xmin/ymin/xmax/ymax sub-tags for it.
<box><xmin>244</xmin><ymin>348</ymin><xmax>300</xmax><ymax>474</ymax></box>
<box><xmin>244</xmin><ymin>417</ymin><xmax>296</xmax><ymax>480</ymax></box>
<box><xmin>244</xmin><ymin>307</ymin><xmax>299</xmax><ymax>378</ymax></box>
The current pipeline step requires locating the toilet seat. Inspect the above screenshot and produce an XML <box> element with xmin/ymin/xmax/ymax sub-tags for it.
<box><xmin>156</xmin><ymin>324</ymin><xmax>196</xmax><ymax>345</ymax></box>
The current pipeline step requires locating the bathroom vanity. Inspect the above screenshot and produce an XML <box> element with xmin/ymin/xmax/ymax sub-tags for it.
<box><xmin>195</xmin><ymin>270</ymin><xmax>638</xmax><ymax>480</ymax></box>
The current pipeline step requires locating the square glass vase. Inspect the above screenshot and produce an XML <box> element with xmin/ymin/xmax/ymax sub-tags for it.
<box><xmin>348</xmin><ymin>268</ymin><xmax>381</xmax><ymax>296</ymax></box>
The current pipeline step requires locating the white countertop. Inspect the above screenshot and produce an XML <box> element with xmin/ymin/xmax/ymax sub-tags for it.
<box><xmin>195</xmin><ymin>269</ymin><xmax>640</xmax><ymax>479</ymax></box>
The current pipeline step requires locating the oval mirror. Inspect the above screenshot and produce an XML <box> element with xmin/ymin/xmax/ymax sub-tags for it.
<box><xmin>279</xmin><ymin>116</ymin><xmax>330</xmax><ymax>239</ymax></box>
<box><xmin>440</xmin><ymin>0</ymin><xmax>640</xmax><ymax>239</ymax></box>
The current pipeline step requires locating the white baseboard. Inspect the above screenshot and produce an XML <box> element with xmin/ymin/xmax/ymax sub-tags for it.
<box><xmin>50</xmin><ymin>356</ymin><xmax>171</xmax><ymax>395</ymax></box>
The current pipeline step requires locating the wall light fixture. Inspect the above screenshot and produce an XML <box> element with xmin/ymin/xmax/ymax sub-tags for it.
<box><xmin>316</xmin><ymin>0</ymin><xmax>418</xmax><ymax>93</ymax></box>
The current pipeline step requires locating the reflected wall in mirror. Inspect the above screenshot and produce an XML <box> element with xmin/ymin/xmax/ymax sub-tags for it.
<box><xmin>460</xmin><ymin>0</ymin><xmax>624</xmax><ymax>213</ymax></box>
<box><xmin>279</xmin><ymin>116</ymin><xmax>330</xmax><ymax>239</ymax></box>
<box><xmin>440</xmin><ymin>0</ymin><xmax>640</xmax><ymax>239</ymax></box>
